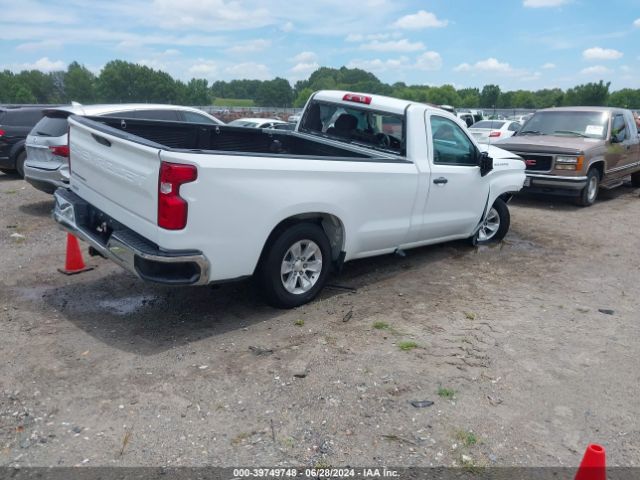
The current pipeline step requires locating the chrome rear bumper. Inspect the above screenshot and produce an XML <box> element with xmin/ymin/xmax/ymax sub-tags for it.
<box><xmin>53</xmin><ymin>188</ymin><xmax>210</xmax><ymax>285</ymax></box>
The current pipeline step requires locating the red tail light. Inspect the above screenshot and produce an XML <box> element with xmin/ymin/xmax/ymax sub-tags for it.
<box><xmin>489</xmin><ymin>131</ymin><xmax>502</xmax><ymax>138</ymax></box>
<box><xmin>0</xmin><ymin>129</ymin><xmax>5</xmax><ymax>137</ymax></box>
<box><xmin>158</xmin><ymin>162</ymin><xmax>197</xmax><ymax>230</ymax></box>
<box><xmin>343</xmin><ymin>93</ymin><xmax>372</xmax><ymax>105</ymax></box>
<box><xmin>49</xmin><ymin>145</ymin><xmax>70</xmax><ymax>157</ymax></box>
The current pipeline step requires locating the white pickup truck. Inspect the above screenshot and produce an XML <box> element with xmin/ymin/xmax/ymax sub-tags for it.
<box><xmin>53</xmin><ymin>91</ymin><xmax>525</xmax><ymax>308</ymax></box>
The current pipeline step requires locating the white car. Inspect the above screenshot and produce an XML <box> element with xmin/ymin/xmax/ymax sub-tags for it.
<box><xmin>228</xmin><ymin>118</ymin><xmax>288</xmax><ymax>129</ymax></box>
<box><xmin>468</xmin><ymin>120</ymin><xmax>521</xmax><ymax>144</ymax></box>
<box><xmin>24</xmin><ymin>104</ymin><xmax>223</xmax><ymax>194</ymax></box>
<box><xmin>54</xmin><ymin>90</ymin><xmax>524</xmax><ymax>308</ymax></box>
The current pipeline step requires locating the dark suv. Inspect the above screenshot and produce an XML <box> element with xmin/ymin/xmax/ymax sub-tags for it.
<box><xmin>0</xmin><ymin>107</ymin><xmax>47</xmax><ymax>177</ymax></box>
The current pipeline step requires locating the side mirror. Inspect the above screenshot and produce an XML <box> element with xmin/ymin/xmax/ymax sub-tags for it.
<box><xmin>611</xmin><ymin>128</ymin><xmax>627</xmax><ymax>144</ymax></box>
<box><xmin>478</xmin><ymin>151</ymin><xmax>493</xmax><ymax>177</ymax></box>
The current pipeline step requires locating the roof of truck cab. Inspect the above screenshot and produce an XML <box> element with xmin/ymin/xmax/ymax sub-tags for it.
<box><xmin>538</xmin><ymin>106</ymin><xmax>627</xmax><ymax>114</ymax></box>
<box><xmin>44</xmin><ymin>103</ymin><xmax>221</xmax><ymax>118</ymax></box>
<box><xmin>313</xmin><ymin>90</ymin><xmax>428</xmax><ymax>116</ymax></box>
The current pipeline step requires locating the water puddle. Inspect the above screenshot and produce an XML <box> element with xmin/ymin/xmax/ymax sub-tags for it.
<box><xmin>97</xmin><ymin>294</ymin><xmax>158</xmax><ymax>315</ymax></box>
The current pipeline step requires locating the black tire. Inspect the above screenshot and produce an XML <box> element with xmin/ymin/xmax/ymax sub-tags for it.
<box><xmin>631</xmin><ymin>171</ymin><xmax>640</xmax><ymax>188</ymax></box>
<box><xmin>575</xmin><ymin>168</ymin><xmax>600</xmax><ymax>207</ymax></box>
<box><xmin>0</xmin><ymin>168</ymin><xmax>17</xmax><ymax>175</ymax></box>
<box><xmin>256</xmin><ymin>222</ymin><xmax>331</xmax><ymax>309</ymax></box>
<box><xmin>14</xmin><ymin>150</ymin><xmax>26</xmax><ymax>178</ymax></box>
<box><xmin>473</xmin><ymin>198</ymin><xmax>510</xmax><ymax>245</ymax></box>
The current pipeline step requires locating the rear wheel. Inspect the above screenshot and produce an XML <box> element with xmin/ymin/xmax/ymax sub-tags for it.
<box><xmin>15</xmin><ymin>151</ymin><xmax>26</xmax><ymax>178</ymax></box>
<box><xmin>474</xmin><ymin>198</ymin><xmax>510</xmax><ymax>244</ymax></box>
<box><xmin>631</xmin><ymin>171</ymin><xmax>640</xmax><ymax>188</ymax></box>
<box><xmin>257</xmin><ymin>223</ymin><xmax>331</xmax><ymax>309</ymax></box>
<box><xmin>575</xmin><ymin>168</ymin><xmax>599</xmax><ymax>207</ymax></box>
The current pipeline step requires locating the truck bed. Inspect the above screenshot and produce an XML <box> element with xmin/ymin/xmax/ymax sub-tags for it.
<box><xmin>75</xmin><ymin>115</ymin><xmax>387</xmax><ymax>160</ymax></box>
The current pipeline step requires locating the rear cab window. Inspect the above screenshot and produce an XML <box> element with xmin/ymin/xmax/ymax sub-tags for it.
<box><xmin>299</xmin><ymin>100</ymin><xmax>406</xmax><ymax>156</ymax></box>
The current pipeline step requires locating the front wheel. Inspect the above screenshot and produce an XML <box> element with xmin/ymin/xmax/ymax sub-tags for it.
<box><xmin>575</xmin><ymin>168</ymin><xmax>600</xmax><ymax>206</ymax></box>
<box><xmin>257</xmin><ymin>222</ymin><xmax>332</xmax><ymax>308</ymax></box>
<box><xmin>474</xmin><ymin>198</ymin><xmax>510</xmax><ymax>245</ymax></box>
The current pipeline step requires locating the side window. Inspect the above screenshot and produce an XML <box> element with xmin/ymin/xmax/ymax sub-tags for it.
<box><xmin>430</xmin><ymin>115</ymin><xmax>477</xmax><ymax>166</ymax></box>
<box><xmin>136</xmin><ymin>109</ymin><xmax>180</xmax><ymax>121</ymax></box>
<box><xmin>6</xmin><ymin>109</ymin><xmax>44</xmax><ymax>126</ymax></box>
<box><xmin>612</xmin><ymin>114</ymin><xmax>627</xmax><ymax>141</ymax></box>
<box><xmin>181</xmin><ymin>110</ymin><xmax>216</xmax><ymax>124</ymax></box>
<box><xmin>508</xmin><ymin>122</ymin><xmax>520</xmax><ymax>132</ymax></box>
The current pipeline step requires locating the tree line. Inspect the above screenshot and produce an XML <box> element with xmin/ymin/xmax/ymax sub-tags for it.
<box><xmin>1</xmin><ymin>60</ymin><xmax>639</xmax><ymax>110</ymax></box>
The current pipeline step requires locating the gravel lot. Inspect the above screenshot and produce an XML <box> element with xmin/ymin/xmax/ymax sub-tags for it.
<box><xmin>0</xmin><ymin>172</ymin><xmax>639</xmax><ymax>469</ymax></box>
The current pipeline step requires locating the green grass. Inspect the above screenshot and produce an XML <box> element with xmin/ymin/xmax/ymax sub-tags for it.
<box><xmin>212</xmin><ymin>97</ymin><xmax>255</xmax><ymax>107</ymax></box>
<box><xmin>455</xmin><ymin>430</ymin><xmax>478</xmax><ymax>447</ymax></box>
<box><xmin>373</xmin><ymin>321</ymin><xmax>390</xmax><ymax>330</ymax></box>
<box><xmin>398</xmin><ymin>341</ymin><xmax>418</xmax><ymax>351</ymax></box>
<box><xmin>294</xmin><ymin>319</ymin><xmax>305</xmax><ymax>327</ymax></box>
<box><xmin>437</xmin><ymin>387</ymin><xmax>456</xmax><ymax>399</ymax></box>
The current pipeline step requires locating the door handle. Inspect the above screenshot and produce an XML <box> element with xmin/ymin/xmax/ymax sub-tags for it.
<box><xmin>433</xmin><ymin>177</ymin><xmax>448</xmax><ymax>185</ymax></box>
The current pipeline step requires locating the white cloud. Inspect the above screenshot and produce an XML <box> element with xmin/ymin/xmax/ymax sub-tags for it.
<box><xmin>347</xmin><ymin>51</ymin><xmax>442</xmax><ymax>73</ymax></box>
<box><xmin>224</xmin><ymin>62</ymin><xmax>271</xmax><ymax>80</ymax></box>
<box><xmin>347</xmin><ymin>57</ymin><xmax>411</xmax><ymax>73</ymax></box>
<box><xmin>523</xmin><ymin>0</ymin><xmax>569</xmax><ymax>7</ymax></box>
<box><xmin>455</xmin><ymin>57</ymin><xmax>513</xmax><ymax>74</ymax></box>
<box><xmin>292</xmin><ymin>51</ymin><xmax>318</xmax><ymax>63</ymax></box>
<box><xmin>281</xmin><ymin>21</ymin><xmax>294</xmax><ymax>32</ymax></box>
<box><xmin>541</xmin><ymin>62</ymin><xmax>556</xmax><ymax>69</ymax></box>
<box><xmin>227</xmin><ymin>39</ymin><xmax>271</xmax><ymax>54</ymax></box>
<box><xmin>583</xmin><ymin>47</ymin><xmax>623</xmax><ymax>61</ymax></box>
<box><xmin>634</xmin><ymin>18</ymin><xmax>640</xmax><ymax>28</ymax></box>
<box><xmin>150</xmin><ymin>0</ymin><xmax>273</xmax><ymax>31</ymax></box>
<box><xmin>415</xmin><ymin>51</ymin><xmax>442</xmax><ymax>71</ymax></box>
<box><xmin>188</xmin><ymin>60</ymin><xmax>218</xmax><ymax>78</ymax></box>
<box><xmin>580</xmin><ymin>65</ymin><xmax>612</xmax><ymax>75</ymax></box>
<box><xmin>18</xmin><ymin>57</ymin><xmax>66</xmax><ymax>72</ymax></box>
<box><xmin>346</xmin><ymin>33</ymin><xmax>401</xmax><ymax>42</ymax></box>
<box><xmin>392</xmin><ymin>10</ymin><xmax>448</xmax><ymax>29</ymax></box>
<box><xmin>290</xmin><ymin>62</ymin><xmax>320</xmax><ymax>74</ymax></box>
<box><xmin>361</xmin><ymin>39</ymin><xmax>425</xmax><ymax>52</ymax></box>
<box><xmin>16</xmin><ymin>40</ymin><xmax>63</xmax><ymax>52</ymax></box>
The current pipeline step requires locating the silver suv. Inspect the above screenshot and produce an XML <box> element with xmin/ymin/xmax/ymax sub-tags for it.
<box><xmin>24</xmin><ymin>104</ymin><xmax>223</xmax><ymax>194</ymax></box>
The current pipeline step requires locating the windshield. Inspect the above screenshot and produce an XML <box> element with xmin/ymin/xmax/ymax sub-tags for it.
<box><xmin>520</xmin><ymin>111</ymin><xmax>609</xmax><ymax>139</ymax></box>
<box><xmin>299</xmin><ymin>100</ymin><xmax>405</xmax><ymax>155</ymax></box>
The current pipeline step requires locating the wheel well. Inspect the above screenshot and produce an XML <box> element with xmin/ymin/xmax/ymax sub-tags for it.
<box><xmin>589</xmin><ymin>161</ymin><xmax>604</xmax><ymax>179</ymax></box>
<box><xmin>258</xmin><ymin>213</ymin><xmax>346</xmax><ymax>268</ymax></box>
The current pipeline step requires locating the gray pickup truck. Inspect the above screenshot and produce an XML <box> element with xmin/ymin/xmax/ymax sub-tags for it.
<box><xmin>495</xmin><ymin>106</ymin><xmax>640</xmax><ymax>206</ymax></box>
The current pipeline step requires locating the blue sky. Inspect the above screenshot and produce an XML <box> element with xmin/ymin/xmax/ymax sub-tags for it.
<box><xmin>1</xmin><ymin>0</ymin><xmax>639</xmax><ymax>90</ymax></box>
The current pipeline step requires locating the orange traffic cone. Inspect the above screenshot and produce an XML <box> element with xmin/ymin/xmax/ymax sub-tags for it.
<box><xmin>575</xmin><ymin>444</ymin><xmax>606</xmax><ymax>480</ymax></box>
<box><xmin>58</xmin><ymin>233</ymin><xmax>93</xmax><ymax>275</ymax></box>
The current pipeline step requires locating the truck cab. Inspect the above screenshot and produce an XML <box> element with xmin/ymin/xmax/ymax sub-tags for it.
<box><xmin>495</xmin><ymin>106</ymin><xmax>640</xmax><ymax>206</ymax></box>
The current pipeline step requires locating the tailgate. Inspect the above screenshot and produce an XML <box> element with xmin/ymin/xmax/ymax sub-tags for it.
<box><xmin>67</xmin><ymin>116</ymin><xmax>162</xmax><ymax>242</ymax></box>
